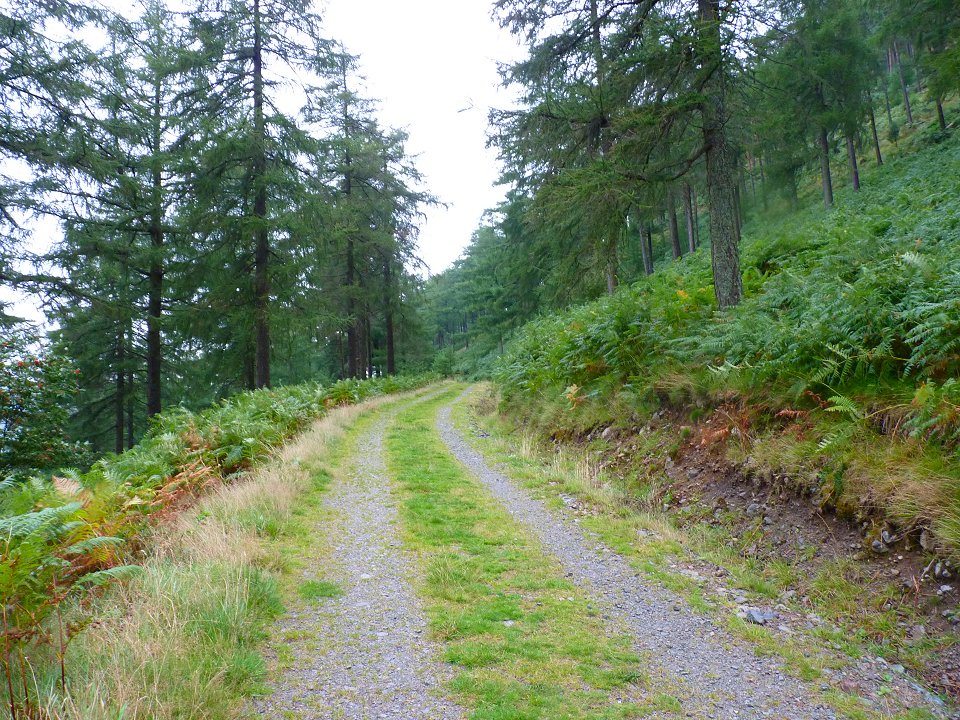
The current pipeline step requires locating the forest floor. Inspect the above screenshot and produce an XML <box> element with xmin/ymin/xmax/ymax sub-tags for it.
<box><xmin>247</xmin><ymin>384</ymin><xmax>954</xmax><ymax>720</ymax></box>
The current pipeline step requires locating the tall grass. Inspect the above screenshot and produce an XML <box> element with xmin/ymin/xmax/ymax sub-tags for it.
<box><xmin>50</xmin><ymin>398</ymin><xmax>378</xmax><ymax>720</ymax></box>
<box><xmin>0</xmin><ymin>375</ymin><xmax>435</xmax><ymax>718</ymax></box>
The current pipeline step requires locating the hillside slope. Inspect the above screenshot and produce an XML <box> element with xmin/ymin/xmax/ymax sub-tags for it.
<box><xmin>496</xmin><ymin>131</ymin><xmax>960</xmax><ymax>554</ymax></box>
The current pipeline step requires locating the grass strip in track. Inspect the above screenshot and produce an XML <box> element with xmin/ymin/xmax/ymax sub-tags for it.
<box><xmin>385</xmin><ymin>388</ymin><xmax>679</xmax><ymax>720</ymax></box>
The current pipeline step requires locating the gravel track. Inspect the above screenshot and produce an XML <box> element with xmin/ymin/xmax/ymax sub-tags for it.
<box><xmin>436</xmin><ymin>399</ymin><xmax>839</xmax><ymax>720</ymax></box>
<box><xmin>255</xmin><ymin>404</ymin><xmax>464</xmax><ymax>720</ymax></box>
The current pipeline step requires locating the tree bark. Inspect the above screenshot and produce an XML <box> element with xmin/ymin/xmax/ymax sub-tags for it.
<box><xmin>383</xmin><ymin>258</ymin><xmax>396</xmax><ymax>375</ymax></box>
<box><xmin>605</xmin><ymin>241</ymin><xmax>618</xmax><ymax>294</ymax></box>
<box><xmin>683</xmin><ymin>183</ymin><xmax>696</xmax><ymax>253</ymax></box>
<box><xmin>668</xmin><ymin>190</ymin><xmax>682</xmax><ymax>260</ymax></box>
<box><xmin>894</xmin><ymin>41</ymin><xmax>914</xmax><ymax>125</ymax></box>
<box><xmin>698</xmin><ymin>0</ymin><xmax>742</xmax><ymax>308</ymax></box>
<box><xmin>606</xmin><ymin>261</ymin><xmax>617</xmax><ymax>294</ymax></box>
<box><xmin>818</xmin><ymin>127</ymin><xmax>833</xmax><ymax>208</ymax></box>
<box><xmin>937</xmin><ymin>99</ymin><xmax>947</xmax><ymax>130</ymax></box>
<box><xmin>640</xmin><ymin>223</ymin><xmax>654</xmax><ymax>275</ymax></box>
<box><xmin>846</xmin><ymin>134</ymin><xmax>860</xmax><ymax>191</ymax></box>
<box><xmin>692</xmin><ymin>185</ymin><xmax>701</xmax><ymax>247</ymax></box>
<box><xmin>115</xmin><ymin>333</ymin><xmax>125</xmax><ymax>455</ymax></box>
<box><xmin>252</xmin><ymin>0</ymin><xmax>270</xmax><ymax>388</ymax></box>
<box><xmin>147</xmin><ymin>79</ymin><xmax>163</xmax><ymax>417</ymax></box>
<box><xmin>868</xmin><ymin>100</ymin><xmax>883</xmax><ymax>166</ymax></box>
<box><xmin>366</xmin><ymin>314</ymin><xmax>373</xmax><ymax>379</ymax></box>
<box><xmin>126</xmin><ymin>366</ymin><xmax>135</xmax><ymax>450</ymax></box>
<box><xmin>346</xmin><ymin>236</ymin><xmax>358</xmax><ymax>378</ymax></box>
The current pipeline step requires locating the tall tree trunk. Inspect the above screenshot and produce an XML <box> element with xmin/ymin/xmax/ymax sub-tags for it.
<box><xmin>733</xmin><ymin>185</ymin><xmax>747</xmax><ymax>243</ymax></box>
<box><xmin>126</xmin><ymin>368</ymin><xmax>134</xmax><ymax>450</ymax></box>
<box><xmin>640</xmin><ymin>223</ymin><xmax>654</xmax><ymax>275</ymax></box>
<box><xmin>683</xmin><ymin>183</ymin><xmax>696</xmax><ymax>253</ymax></box>
<box><xmin>757</xmin><ymin>153</ymin><xmax>769</xmax><ymax>211</ymax></box>
<box><xmin>125</xmin><ymin>317</ymin><xmax>134</xmax><ymax>449</ymax></box>
<box><xmin>147</xmin><ymin>79</ymin><xmax>163</xmax><ymax>417</ymax></box>
<box><xmin>383</xmin><ymin>258</ymin><xmax>396</xmax><ymax>375</ymax></box>
<box><xmin>818</xmin><ymin>127</ymin><xmax>834</xmax><ymax>208</ymax></box>
<box><xmin>884</xmin><ymin>85</ymin><xmax>893</xmax><ymax>127</ymax></box>
<box><xmin>894</xmin><ymin>41</ymin><xmax>914</xmax><ymax>124</ymax></box>
<box><xmin>355</xmin><ymin>305</ymin><xmax>365</xmax><ymax>379</ymax></box>
<box><xmin>668</xmin><ymin>190</ymin><xmax>682</xmax><ymax>260</ymax></box>
<box><xmin>244</xmin><ymin>338</ymin><xmax>255</xmax><ymax>390</ymax></box>
<box><xmin>115</xmin><ymin>333</ymin><xmax>125</xmax><ymax>455</ymax></box>
<box><xmin>692</xmin><ymin>185</ymin><xmax>701</xmax><ymax>247</ymax></box>
<box><xmin>605</xmin><ymin>242</ymin><xmax>618</xmax><ymax>294</ymax></box>
<box><xmin>868</xmin><ymin>100</ymin><xmax>883</xmax><ymax>166</ymax></box>
<box><xmin>365</xmin><ymin>314</ymin><xmax>373</xmax><ymax>378</ymax></box>
<box><xmin>846</xmin><ymin>134</ymin><xmax>860</xmax><ymax>191</ymax></box>
<box><xmin>698</xmin><ymin>0</ymin><xmax>742</xmax><ymax>308</ymax></box>
<box><xmin>936</xmin><ymin>99</ymin><xmax>947</xmax><ymax>130</ymax></box>
<box><xmin>252</xmin><ymin>0</ymin><xmax>270</xmax><ymax>388</ymax></box>
<box><xmin>346</xmin><ymin>237</ymin><xmax>358</xmax><ymax>378</ymax></box>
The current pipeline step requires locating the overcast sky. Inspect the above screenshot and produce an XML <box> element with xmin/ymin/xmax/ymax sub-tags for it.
<box><xmin>321</xmin><ymin>0</ymin><xmax>523</xmax><ymax>275</ymax></box>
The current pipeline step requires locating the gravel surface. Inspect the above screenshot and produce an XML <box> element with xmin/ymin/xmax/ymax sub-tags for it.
<box><xmin>255</xmin><ymin>411</ymin><xmax>464</xmax><ymax>720</ymax></box>
<box><xmin>436</xmin><ymin>400</ymin><xmax>840</xmax><ymax>720</ymax></box>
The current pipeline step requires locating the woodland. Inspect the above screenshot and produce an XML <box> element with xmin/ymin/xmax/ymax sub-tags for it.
<box><xmin>2</xmin><ymin>0</ymin><xmax>960</xmax><ymax>716</ymax></box>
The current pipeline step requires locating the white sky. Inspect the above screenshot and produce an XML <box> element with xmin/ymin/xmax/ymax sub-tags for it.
<box><xmin>321</xmin><ymin>0</ymin><xmax>522</xmax><ymax>275</ymax></box>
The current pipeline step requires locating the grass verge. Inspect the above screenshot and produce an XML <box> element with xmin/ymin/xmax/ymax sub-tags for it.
<box><xmin>384</xmin><ymin>385</ymin><xmax>682</xmax><ymax>720</ymax></box>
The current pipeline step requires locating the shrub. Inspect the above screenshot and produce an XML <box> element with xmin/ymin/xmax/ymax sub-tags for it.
<box><xmin>0</xmin><ymin>327</ymin><xmax>88</xmax><ymax>476</ymax></box>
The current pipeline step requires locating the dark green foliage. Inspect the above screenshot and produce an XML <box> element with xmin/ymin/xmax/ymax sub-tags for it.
<box><xmin>0</xmin><ymin>328</ymin><xmax>87</xmax><ymax>475</ymax></box>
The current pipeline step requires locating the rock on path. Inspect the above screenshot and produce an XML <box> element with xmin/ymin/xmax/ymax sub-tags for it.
<box><xmin>436</xmin><ymin>401</ymin><xmax>838</xmax><ymax>720</ymax></box>
<box><xmin>255</xmin><ymin>413</ymin><xmax>463</xmax><ymax>720</ymax></box>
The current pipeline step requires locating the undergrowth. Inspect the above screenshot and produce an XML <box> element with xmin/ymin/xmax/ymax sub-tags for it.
<box><xmin>495</xmin><ymin>131</ymin><xmax>960</xmax><ymax>554</ymax></box>
<box><xmin>0</xmin><ymin>374</ymin><xmax>435</xmax><ymax>718</ymax></box>
<box><xmin>458</xmin><ymin>387</ymin><xmax>948</xmax><ymax>719</ymax></box>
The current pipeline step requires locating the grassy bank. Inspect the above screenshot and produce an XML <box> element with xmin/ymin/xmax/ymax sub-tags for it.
<box><xmin>495</xmin><ymin>131</ymin><xmax>960</xmax><ymax>555</ymax></box>
<box><xmin>458</xmin><ymin>386</ymin><xmax>948</xmax><ymax>719</ymax></box>
<box><xmin>0</xmin><ymin>375</ymin><xmax>435</xmax><ymax>718</ymax></box>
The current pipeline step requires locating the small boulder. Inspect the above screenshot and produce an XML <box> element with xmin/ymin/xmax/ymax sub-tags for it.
<box><xmin>746</xmin><ymin>608</ymin><xmax>777</xmax><ymax>625</ymax></box>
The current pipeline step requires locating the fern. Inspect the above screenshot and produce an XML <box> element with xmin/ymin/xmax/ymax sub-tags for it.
<box><xmin>73</xmin><ymin>565</ymin><xmax>143</xmax><ymax>588</ymax></box>
<box><xmin>824</xmin><ymin>395</ymin><xmax>864</xmax><ymax>420</ymax></box>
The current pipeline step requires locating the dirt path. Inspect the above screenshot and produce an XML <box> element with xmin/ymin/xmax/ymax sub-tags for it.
<box><xmin>435</xmin><ymin>399</ymin><xmax>841</xmax><ymax>720</ymax></box>
<box><xmin>254</xmin><ymin>401</ymin><xmax>463</xmax><ymax>719</ymax></box>
<box><xmin>254</xmin><ymin>387</ymin><xmax>949</xmax><ymax>720</ymax></box>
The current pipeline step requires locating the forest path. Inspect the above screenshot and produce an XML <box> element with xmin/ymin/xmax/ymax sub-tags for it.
<box><xmin>253</xmin><ymin>385</ymin><xmax>945</xmax><ymax>720</ymax></box>
<box><xmin>252</xmin><ymin>388</ymin><xmax>464</xmax><ymax>720</ymax></box>
<box><xmin>435</xmin><ymin>391</ymin><xmax>839</xmax><ymax>720</ymax></box>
